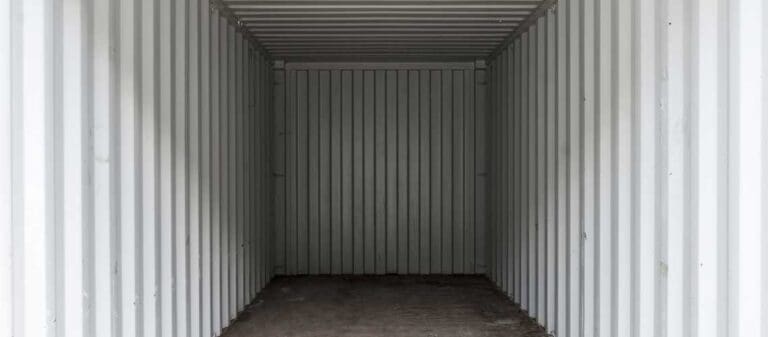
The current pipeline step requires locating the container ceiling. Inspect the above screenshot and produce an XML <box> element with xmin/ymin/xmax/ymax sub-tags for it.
<box><xmin>220</xmin><ymin>0</ymin><xmax>548</xmax><ymax>60</ymax></box>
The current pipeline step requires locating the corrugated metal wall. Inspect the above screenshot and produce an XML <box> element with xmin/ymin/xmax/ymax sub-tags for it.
<box><xmin>273</xmin><ymin>62</ymin><xmax>488</xmax><ymax>275</ymax></box>
<box><xmin>486</xmin><ymin>0</ymin><xmax>767</xmax><ymax>337</ymax></box>
<box><xmin>0</xmin><ymin>1</ymin><xmax>274</xmax><ymax>337</ymax></box>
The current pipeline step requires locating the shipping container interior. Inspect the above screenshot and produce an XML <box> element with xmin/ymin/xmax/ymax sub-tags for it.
<box><xmin>1</xmin><ymin>0</ymin><xmax>767</xmax><ymax>337</ymax></box>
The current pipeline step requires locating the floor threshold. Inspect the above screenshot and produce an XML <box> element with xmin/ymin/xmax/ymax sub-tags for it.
<box><xmin>221</xmin><ymin>275</ymin><xmax>548</xmax><ymax>337</ymax></box>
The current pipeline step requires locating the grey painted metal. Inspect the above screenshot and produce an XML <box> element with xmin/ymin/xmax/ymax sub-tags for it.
<box><xmin>281</xmin><ymin>56</ymin><xmax>486</xmax><ymax>63</ymax></box>
<box><xmin>285</xmin><ymin>62</ymin><xmax>476</xmax><ymax>70</ymax></box>
<box><xmin>273</xmin><ymin>62</ymin><xmax>487</xmax><ymax>275</ymax></box>
<box><xmin>0</xmin><ymin>1</ymin><xmax>273</xmax><ymax>337</ymax></box>
<box><xmin>221</xmin><ymin>0</ymin><xmax>546</xmax><ymax>59</ymax></box>
<box><xmin>485</xmin><ymin>1</ymin><xmax>768</xmax><ymax>337</ymax></box>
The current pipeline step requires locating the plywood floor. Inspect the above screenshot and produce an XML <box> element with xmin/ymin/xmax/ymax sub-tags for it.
<box><xmin>221</xmin><ymin>275</ymin><xmax>549</xmax><ymax>337</ymax></box>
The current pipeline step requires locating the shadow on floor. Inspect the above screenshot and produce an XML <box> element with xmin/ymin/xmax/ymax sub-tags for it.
<box><xmin>221</xmin><ymin>275</ymin><xmax>550</xmax><ymax>337</ymax></box>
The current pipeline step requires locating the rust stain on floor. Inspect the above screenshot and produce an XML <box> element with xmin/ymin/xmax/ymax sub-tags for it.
<box><xmin>221</xmin><ymin>275</ymin><xmax>550</xmax><ymax>337</ymax></box>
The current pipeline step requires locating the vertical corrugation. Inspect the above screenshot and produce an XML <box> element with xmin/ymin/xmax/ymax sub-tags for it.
<box><xmin>218</xmin><ymin>19</ymin><xmax>228</xmax><ymax>329</ymax></box>
<box><xmin>429</xmin><ymin>69</ymin><xmax>441</xmax><ymax>274</ymax></box>
<box><xmin>226</xmin><ymin>22</ymin><xmax>235</xmax><ymax>322</ymax></box>
<box><xmin>465</xmin><ymin>68</ymin><xmax>478</xmax><ymax>274</ymax></box>
<box><xmin>596</xmin><ymin>0</ymin><xmax>613</xmax><ymax>334</ymax></box>
<box><xmin>545</xmin><ymin>10</ymin><xmax>558</xmax><ymax>331</ymax></box>
<box><xmin>209</xmin><ymin>12</ymin><xmax>220</xmax><ymax>333</ymax></box>
<box><xmin>274</xmin><ymin>62</ymin><xmax>486</xmax><ymax>275</ymax></box>
<box><xmin>367</xmin><ymin>65</ymin><xmax>378</xmax><ymax>278</ymax></box>
<box><xmin>486</xmin><ymin>60</ymin><xmax>494</xmax><ymax>284</ymax></box>
<box><xmin>418</xmin><ymin>69</ymin><xmax>429</xmax><ymax>274</ymax></box>
<box><xmin>173</xmin><ymin>0</ymin><xmax>189</xmax><ymax>332</ymax></box>
<box><xmin>405</xmin><ymin>70</ymin><xmax>417</xmax><ymax>271</ymax></box>
<box><xmin>486</xmin><ymin>1</ymin><xmax>767</xmax><ymax>337</ymax></box>
<box><xmin>187</xmin><ymin>0</ymin><xmax>200</xmax><ymax>335</ymax></box>
<box><xmin>395</xmin><ymin>69</ymin><xmax>407</xmax><ymax>275</ymax></box>
<box><xmin>199</xmin><ymin>0</ymin><xmax>212</xmax><ymax>335</ymax></box>
<box><xmin>1</xmin><ymin>1</ymin><xmax>273</xmax><ymax>336</ymax></box>
<box><xmin>118</xmin><ymin>0</ymin><xmax>140</xmax><ymax>335</ymax></box>
<box><xmin>140</xmin><ymin>0</ymin><xmax>159</xmax><ymax>335</ymax></box>
<box><xmin>284</xmin><ymin>67</ymin><xmax>295</xmax><ymax>275</ymax></box>
<box><xmin>498</xmin><ymin>47</ymin><xmax>507</xmax><ymax>295</ymax></box>
<box><xmin>158</xmin><ymin>0</ymin><xmax>175</xmax><ymax>333</ymax></box>
<box><xmin>477</xmin><ymin>63</ymin><xmax>487</xmax><ymax>275</ymax></box>
<box><xmin>614</xmin><ymin>0</ymin><xmax>633</xmax><ymax>335</ymax></box>
<box><xmin>243</xmin><ymin>40</ymin><xmax>250</xmax><ymax>306</ymax></box>
<box><xmin>227</xmin><ymin>23</ymin><xmax>236</xmax><ymax>321</ymax></box>
<box><xmin>0</xmin><ymin>0</ymin><xmax>11</xmax><ymax>334</ymax></box>
<box><xmin>273</xmin><ymin>63</ymin><xmax>286</xmax><ymax>275</ymax></box>
<box><xmin>554</xmin><ymin>1</ymin><xmax>569</xmax><ymax>334</ymax></box>
<box><xmin>566</xmin><ymin>1</ymin><xmax>583</xmax><ymax>335</ymax></box>
<box><xmin>384</xmin><ymin>69</ymin><xmax>397</xmax><ymax>274</ymax></box>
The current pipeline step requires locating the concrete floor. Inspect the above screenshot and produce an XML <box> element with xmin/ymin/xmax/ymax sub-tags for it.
<box><xmin>221</xmin><ymin>275</ymin><xmax>550</xmax><ymax>337</ymax></box>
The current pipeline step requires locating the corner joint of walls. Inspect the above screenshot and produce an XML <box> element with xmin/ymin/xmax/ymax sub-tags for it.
<box><xmin>210</xmin><ymin>0</ymin><xmax>273</xmax><ymax>61</ymax></box>
<box><xmin>485</xmin><ymin>0</ymin><xmax>558</xmax><ymax>62</ymax></box>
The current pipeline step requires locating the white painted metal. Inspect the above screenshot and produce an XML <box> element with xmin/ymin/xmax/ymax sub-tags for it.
<box><xmin>485</xmin><ymin>1</ymin><xmax>768</xmax><ymax>337</ymax></box>
<box><xmin>0</xmin><ymin>1</ymin><xmax>273</xmax><ymax>337</ymax></box>
<box><xmin>0</xmin><ymin>0</ymin><xmax>11</xmax><ymax>334</ymax></box>
<box><xmin>2</xmin><ymin>0</ymin><xmax>767</xmax><ymax>337</ymax></box>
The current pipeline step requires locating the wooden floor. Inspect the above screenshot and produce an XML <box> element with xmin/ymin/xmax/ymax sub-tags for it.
<box><xmin>221</xmin><ymin>275</ymin><xmax>549</xmax><ymax>337</ymax></box>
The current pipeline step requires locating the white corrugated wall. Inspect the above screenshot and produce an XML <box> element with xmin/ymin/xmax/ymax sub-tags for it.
<box><xmin>0</xmin><ymin>0</ymin><xmax>274</xmax><ymax>336</ymax></box>
<box><xmin>485</xmin><ymin>0</ymin><xmax>767</xmax><ymax>337</ymax></box>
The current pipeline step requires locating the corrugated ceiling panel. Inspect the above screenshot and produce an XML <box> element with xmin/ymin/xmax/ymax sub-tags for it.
<box><xmin>220</xmin><ymin>0</ymin><xmax>547</xmax><ymax>59</ymax></box>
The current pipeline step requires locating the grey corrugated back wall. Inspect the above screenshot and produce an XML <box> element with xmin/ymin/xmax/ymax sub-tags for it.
<box><xmin>273</xmin><ymin>63</ymin><xmax>488</xmax><ymax>275</ymax></box>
